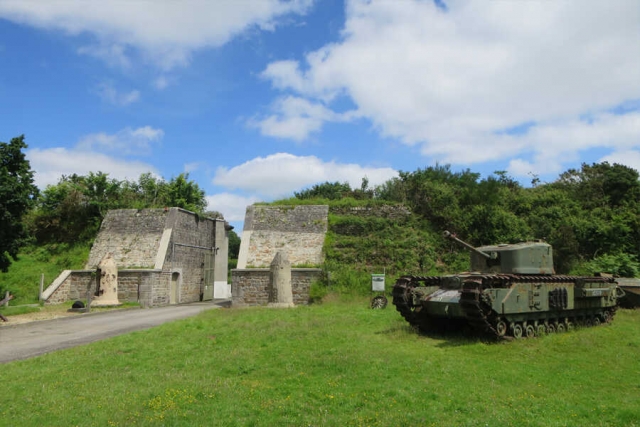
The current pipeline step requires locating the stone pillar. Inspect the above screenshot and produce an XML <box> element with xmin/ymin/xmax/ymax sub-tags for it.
<box><xmin>268</xmin><ymin>251</ymin><xmax>294</xmax><ymax>308</ymax></box>
<box><xmin>91</xmin><ymin>253</ymin><xmax>122</xmax><ymax>307</ymax></box>
<box><xmin>213</xmin><ymin>219</ymin><xmax>231</xmax><ymax>298</ymax></box>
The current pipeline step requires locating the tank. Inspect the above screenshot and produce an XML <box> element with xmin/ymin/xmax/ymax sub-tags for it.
<box><xmin>392</xmin><ymin>231</ymin><xmax>625</xmax><ymax>339</ymax></box>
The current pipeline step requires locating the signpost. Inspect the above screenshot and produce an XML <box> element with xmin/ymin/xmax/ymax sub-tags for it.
<box><xmin>370</xmin><ymin>273</ymin><xmax>387</xmax><ymax>309</ymax></box>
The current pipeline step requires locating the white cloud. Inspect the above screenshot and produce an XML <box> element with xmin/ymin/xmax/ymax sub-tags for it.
<box><xmin>183</xmin><ymin>162</ymin><xmax>200</xmax><ymax>173</ymax></box>
<box><xmin>213</xmin><ymin>152</ymin><xmax>398</xmax><ymax>198</ymax></box>
<box><xmin>27</xmin><ymin>125</ymin><xmax>164</xmax><ymax>188</ymax></box>
<box><xmin>205</xmin><ymin>193</ymin><xmax>261</xmax><ymax>222</ymax></box>
<box><xmin>250</xmin><ymin>96</ymin><xmax>356</xmax><ymax>141</ymax></box>
<box><xmin>153</xmin><ymin>76</ymin><xmax>170</xmax><ymax>90</ymax></box>
<box><xmin>78</xmin><ymin>43</ymin><xmax>131</xmax><ymax>69</ymax></box>
<box><xmin>599</xmin><ymin>151</ymin><xmax>640</xmax><ymax>174</ymax></box>
<box><xmin>95</xmin><ymin>82</ymin><xmax>140</xmax><ymax>106</ymax></box>
<box><xmin>0</xmin><ymin>0</ymin><xmax>313</xmax><ymax>70</ymax></box>
<box><xmin>506</xmin><ymin>111</ymin><xmax>640</xmax><ymax>177</ymax></box>
<box><xmin>27</xmin><ymin>147</ymin><xmax>159</xmax><ymax>189</ymax></box>
<box><xmin>77</xmin><ymin>126</ymin><xmax>164</xmax><ymax>156</ymax></box>
<box><xmin>260</xmin><ymin>0</ymin><xmax>640</xmax><ymax>172</ymax></box>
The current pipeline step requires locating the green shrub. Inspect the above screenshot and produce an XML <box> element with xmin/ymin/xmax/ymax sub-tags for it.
<box><xmin>308</xmin><ymin>280</ymin><xmax>329</xmax><ymax>303</ymax></box>
<box><xmin>571</xmin><ymin>253</ymin><xmax>639</xmax><ymax>277</ymax></box>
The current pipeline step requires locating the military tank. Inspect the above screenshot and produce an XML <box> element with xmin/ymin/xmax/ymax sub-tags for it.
<box><xmin>392</xmin><ymin>231</ymin><xmax>625</xmax><ymax>339</ymax></box>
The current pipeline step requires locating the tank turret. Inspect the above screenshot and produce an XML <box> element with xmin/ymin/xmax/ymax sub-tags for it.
<box><xmin>443</xmin><ymin>230</ymin><xmax>555</xmax><ymax>275</ymax></box>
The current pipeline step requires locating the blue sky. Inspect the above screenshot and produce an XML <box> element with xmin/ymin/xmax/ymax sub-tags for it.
<box><xmin>1</xmin><ymin>0</ymin><xmax>639</xmax><ymax>229</ymax></box>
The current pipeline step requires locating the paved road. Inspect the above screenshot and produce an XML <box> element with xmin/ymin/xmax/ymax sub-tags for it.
<box><xmin>0</xmin><ymin>302</ymin><xmax>225</xmax><ymax>363</ymax></box>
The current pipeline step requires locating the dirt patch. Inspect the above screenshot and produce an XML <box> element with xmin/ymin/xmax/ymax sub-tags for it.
<box><xmin>1</xmin><ymin>309</ymin><xmax>79</xmax><ymax>325</ymax></box>
<box><xmin>0</xmin><ymin>304</ymin><xmax>137</xmax><ymax>327</ymax></box>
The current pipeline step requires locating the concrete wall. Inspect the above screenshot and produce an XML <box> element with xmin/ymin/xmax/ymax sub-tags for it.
<box><xmin>237</xmin><ymin>205</ymin><xmax>328</xmax><ymax>268</ymax></box>
<box><xmin>163</xmin><ymin>209</ymin><xmax>219</xmax><ymax>303</ymax></box>
<box><xmin>231</xmin><ymin>268</ymin><xmax>322</xmax><ymax>306</ymax></box>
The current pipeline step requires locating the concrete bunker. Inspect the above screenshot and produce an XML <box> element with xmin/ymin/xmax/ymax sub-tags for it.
<box><xmin>42</xmin><ymin>208</ymin><xmax>232</xmax><ymax>307</ymax></box>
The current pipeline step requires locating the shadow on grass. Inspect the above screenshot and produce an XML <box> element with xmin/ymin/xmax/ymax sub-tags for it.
<box><xmin>375</xmin><ymin>323</ymin><xmax>491</xmax><ymax>347</ymax></box>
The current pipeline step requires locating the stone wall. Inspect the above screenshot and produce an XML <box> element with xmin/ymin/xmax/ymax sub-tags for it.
<box><xmin>44</xmin><ymin>269</ymin><xmax>164</xmax><ymax>307</ymax></box>
<box><xmin>329</xmin><ymin>204</ymin><xmax>412</xmax><ymax>219</ymax></box>
<box><xmin>237</xmin><ymin>205</ymin><xmax>328</xmax><ymax>268</ymax></box>
<box><xmin>86</xmin><ymin>209</ymin><xmax>169</xmax><ymax>269</ymax></box>
<box><xmin>231</xmin><ymin>268</ymin><xmax>322</xmax><ymax>306</ymax></box>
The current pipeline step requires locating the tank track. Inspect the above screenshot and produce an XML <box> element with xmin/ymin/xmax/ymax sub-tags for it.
<box><xmin>393</xmin><ymin>274</ymin><xmax>619</xmax><ymax>340</ymax></box>
<box><xmin>391</xmin><ymin>275</ymin><xmax>442</xmax><ymax>330</ymax></box>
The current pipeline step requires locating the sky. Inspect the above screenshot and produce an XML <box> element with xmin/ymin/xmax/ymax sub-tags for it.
<box><xmin>1</xmin><ymin>0</ymin><xmax>639</xmax><ymax>230</ymax></box>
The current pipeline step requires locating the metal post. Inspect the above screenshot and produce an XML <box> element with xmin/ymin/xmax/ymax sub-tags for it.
<box><xmin>3</xmin><ymin>291</ymin><xmax>9</xmax><ymax>307</ymax></box>
<box><xmin>39</xmin><ymin>274</ymin><xmax>44</xmax><ymax>302</ymax></box>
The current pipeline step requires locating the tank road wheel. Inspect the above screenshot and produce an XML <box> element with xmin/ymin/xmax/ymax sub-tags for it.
<box><xmin>593</xmin><ymin>316</ymin><xmax>601</xmax><ymax>326</ymax></box>
<box><xmin>512</xmin><ymin>323</ymin><xmax>523</xmax><ymax>339</ymax></box>
<box><xmin>546</xmin><ymin>323</ymin><xmax>556</xmax><ymax>334</ymax></box>
<box><xmin>567</xmin><ymin>321</ymin><xmax>575</xmax><ymax>331</ymax></box>
<box><xmin>536</xmin><ymin>324</ymin><xmax>546</xmax><ymax>336</ymax></box>
<box><xmin>525</xmin><ymin>324</ymin><xmax>536</xmax><ymax>339</ymax></box>
<box><xmin>495</xmin><ymin>320</ymin><xmax>508</xmax><ymax>337</ymax></box>
<box><xmin>584</xmin><ymin>317</ymin><xmax>593</xmax><ymax>327</ymax></box>
<box><xmin>602</xmin><ymin>310</ymin><xmax>612</xmax><ymax>323</ymax></box>
<box><xmin>556</xmin><ymin>323</ymin><xmax>566</xmax><ymax>333</ymax></box>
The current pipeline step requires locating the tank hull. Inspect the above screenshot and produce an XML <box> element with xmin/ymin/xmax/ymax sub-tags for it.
<box><xmin>392</xmin><ymin>273</ymin><xmax>623</xmax><ymax>339</ymax></box>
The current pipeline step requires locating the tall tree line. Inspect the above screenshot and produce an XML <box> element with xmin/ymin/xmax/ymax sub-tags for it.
<box><xmin>25</xmin><ymin>171</ymin><xmax>208</xmax><ymax>245</ymax></box>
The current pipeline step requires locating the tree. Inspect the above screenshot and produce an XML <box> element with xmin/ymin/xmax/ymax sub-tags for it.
<box><xmin>0</xmin><ymin>135</ymin><xmax>39</xmax><ymax>271</ymax></box>
<box><xmin>228</xmin><ymin>229</ymin><xmax>241</xmax><ymax>259</ymax></box>
<box><xmin>165</xmin><ymin>173</ymin><xmax>206</xmax><ymax>213</ymax></box>
<box><xmin>295</xmin><ymin>181</ymin><xmax>352</xmax><ymax>200</ymax></box>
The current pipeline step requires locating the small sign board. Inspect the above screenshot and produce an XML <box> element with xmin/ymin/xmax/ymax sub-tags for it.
<box><xmin>371</xmin><ymin>274</ymin><xmax>385</xmax><ymax>292</ymax></box>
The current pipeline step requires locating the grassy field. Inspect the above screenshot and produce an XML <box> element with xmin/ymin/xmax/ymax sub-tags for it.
<box><xmin>3</xmin><ymin>297</ymin><xmax>640</xmax><ymax>426</ymax></box>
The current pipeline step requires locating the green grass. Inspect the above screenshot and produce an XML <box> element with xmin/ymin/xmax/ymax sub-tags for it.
<box><xmin>3</xmin><ymin>298</ymin><xmax>640</xmax><ymax>426</ymax></box>
<box><xmin>0</xmin><ymin>243</ymin><xmax>90</xmax><ymax>305</ymax></box>
<box><xmin>0</xmin><ymin>304</ymin><xmax>40</xmax><ymax>316</ymax></box>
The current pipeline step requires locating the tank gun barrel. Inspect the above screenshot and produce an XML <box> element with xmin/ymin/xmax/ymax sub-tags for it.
<box><xmin>443</xmin><ymin>230</ymin><xmax>496</xmax><ymax>260</ymax></box>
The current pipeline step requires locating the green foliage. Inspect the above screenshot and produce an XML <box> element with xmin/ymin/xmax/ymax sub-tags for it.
<box><xmin>295</xmin><ymin>181</ymin><xmax>352</xmax><ymax>200</ymax></box>
<box><xmin>308</xmin><ymin>280</ymin><xmax>329</xmax><ymax>303</ymax></box>
<box><xmin>165</xmin><ymin>173</ymin><xmax>207</xmax><ymax>213</ymax></box>
<box><xmin>26</xmin><ymin>171</ymin><xmax>208</xmax><ymax>245</ymax></box>
<box><xmin>0</xmin><ymin>135</ymin><xmax>39</xmax><ymax>271</ymax></box>
<box><xmin>572</xmin><ymin>253</ymin><xmax>640</xmax><ymax>278</ymax></box>
<box><xmin>295</xmin><ymin>178</ymin><xmax>374</xmax><ymax>201</ymax></box>
<box><xmin>228</xmin><ymin>229</ymin><xmax>241</xmax><ymax>259</ymax></box>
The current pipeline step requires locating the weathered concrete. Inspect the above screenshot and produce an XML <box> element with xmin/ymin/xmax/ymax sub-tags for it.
<box><xmin>268</xmin><ymin>251</ymin><xmax>294</xmax><ymax>308</ymax></box>
<box><xmin>0</xmin><ymin>302</ymin><xmax>226</xmax><ymax>364</ymax></box>
<box><xmin>237</xmin><ymin>205</ymin><xmax>328</xmax><ymax>268</ymax></box>
<box><xmin>91</xmin><ymin>253</ymin><xmax>121</xmax><ymax>307</ymax></box>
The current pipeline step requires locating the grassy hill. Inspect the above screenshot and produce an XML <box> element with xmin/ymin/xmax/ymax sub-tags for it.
<box><xmin>0</xmin><ymin>243</ymin><xmax>90</xmax><ymax>305</ymax></box>
<box><xmin>271</xmin><ymin>197</ymin><xmax>470</xmax><ymax>297</ymax></box>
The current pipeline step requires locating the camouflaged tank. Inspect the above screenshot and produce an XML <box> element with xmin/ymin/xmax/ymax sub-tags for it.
<box><xmin>392</xmin><ymin>231</ymin><xmax>625</xmax><ymax>339</ymax></box>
